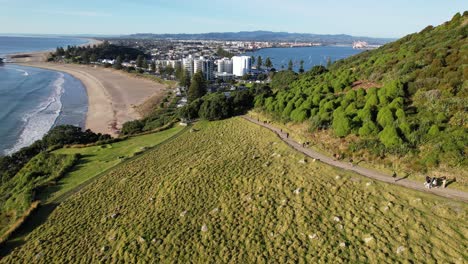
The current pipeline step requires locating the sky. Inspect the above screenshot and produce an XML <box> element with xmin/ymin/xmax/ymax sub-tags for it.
<box><xmin>0</xmin><ymin>0</ymin><xmax>465</xmax><ymax>38</ymax></box>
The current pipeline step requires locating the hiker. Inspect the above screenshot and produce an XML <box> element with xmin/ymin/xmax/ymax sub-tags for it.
<box><xmin>392</xmin><ymin>171</ymin><xmax>397</xmax><ymax>182</ymax></box>
<box><xmin>441</xmin><ymin>177</ymin><xmax>447</xmax><ymax>188</ymax></box>
<box><xmin>424</xmin><ymin>176</ymin><xmax>431</xmax><ymax>188</ymax></box>
<box><xmin>280</xmin><ymin>128</ymin><xmax>282</xmax><ymax>133</ymax></box>
<box><xmin>286</xmin><ymin>133</ymin><xmax>289</xmax><ymax>138</ymax></box>
<box><xmin>432</xmin><ymin>177</ymin><xmax>438</xmax><ymax>188</ymax></box>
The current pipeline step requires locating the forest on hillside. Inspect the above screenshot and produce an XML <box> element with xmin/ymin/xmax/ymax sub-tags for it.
<box><xmin>255</xmin><ymin>12</ymin><xmax>467</xmax><ymax>172</ymax></box>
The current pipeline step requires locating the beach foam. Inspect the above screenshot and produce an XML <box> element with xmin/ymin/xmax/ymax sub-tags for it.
<box><xmin>4</xmin><ymin>72</ymin><xmax>65</xmax><ymax>155</ymax></box>
<box><xmin>15</xmin><ymin>68</ymin><xmax>29</xmax><ymax>76</ymax></box>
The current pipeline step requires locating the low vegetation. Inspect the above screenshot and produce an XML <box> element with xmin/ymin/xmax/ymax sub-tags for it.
<box><xmin>0</xmin><ymin>125</ymin><xmax>109</xmax><ymax>187</ymax></box>
<box><xmin>0</xmin><ymin>153</ymin><xmax>79</xmax><ymax>236</ymax></box>
<box><xmin>2</xmin><ymin>118</ymin><xmax>465</xmax><ymax>263</ymax></box>
<box><xmin>44</xmin><ymin>126</ymin><xmax>185</xmax><ymax>202</ymax></box>
<box><xmin>0</xmin><ymin>126</ymin><xmax>184</xmax><ymax>247</ymax></box>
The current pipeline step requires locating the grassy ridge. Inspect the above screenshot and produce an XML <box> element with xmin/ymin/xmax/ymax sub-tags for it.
<box><xmin>2</xmin><ymin>118</ymin><xmax>466</xmax><ymax>263</ymax></box>
<box><xmin>0</xmin><ymin>153</ymin><xmax>78</xmax><ymax>236</ymax></box>
<box><xmin>42</xmin><ymin>126</ymin><xmax>185</xmax><ymax>203</ymax></box>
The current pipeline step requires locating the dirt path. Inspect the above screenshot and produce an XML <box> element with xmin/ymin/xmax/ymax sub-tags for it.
<box><xmin>243</xmin><ymin>116</ymin><xmax>468</xmax><ymax>202</ymax></box>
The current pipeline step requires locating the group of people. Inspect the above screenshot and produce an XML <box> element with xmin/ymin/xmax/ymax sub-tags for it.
<box><xmin>425</xmin><ymin>176</ymin><xmax>447</xmax><ymax>189</ymax></box>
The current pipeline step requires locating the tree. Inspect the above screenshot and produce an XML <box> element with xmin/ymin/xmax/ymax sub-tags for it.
<box><xmin>199</xmin><ymin>93</ymin><xmax>231</xmax><ymax>121</ymax></box>
<box><xmin>326</xmin><ymin>56</ymin><xmax>332</xmax><ymax>68</ymax></box>
<box><xmin>180</xmin><ymin>71</ymin><xmax>191</xmax><ymax>88</ymax></box>
<box><xmin>142</xmin><ymin>59</ymin><xmax>148</xmax><ymax>70</ymax></box>
<box><xmin>299</xmin><ymin>60</ymin><xmax>305</xmax><ymax>73</ymax></box>
<box><xmin>379</xmin><ymin>125</ymin><xmax>403</xmax><ymax>148</ymax></box>
<box><xmin>166</xmin><ymin>65</ymin><xmax>175</xmax><ymax>76</ymax></box>
<box><xmin>188</xmin><ymin>71</ymin><xmax>206</xmax><ymax>102</ymax></box>
<box><xmin>136</xmin><ymin>55</ymin><xmax>144</xmax><ymax>68</ymax></box>
<box><xmin>89</xmin><ymin>53</ymin><xmax>97</xmax><ymax>63</ymax></box>
<box><xmin>257</xmin><ymin>56</ymin><xmax>263</xmax><ymax>70</ymax></box>
<box><xmin>270</xmin><ymin>70</ymin><xmax>298</xmax><ymax>90</ymax></box>
<box><xmin>150</xmin><ymin>61</ymin><xmax>156</xmax><ymax>73</ymax></box>
<box><xmin>377</xmin><ymin>107</ymin><xmax>394</xmax><ymax>128</ymax></box>
<box><xmin>114</xmin><ymin>56</ymin><xmax>123</xmax><ymax>70</ymax></box>
<box><xmin>265</xmin><ymin>57</ymin><xmax>273</xmax><ymax>69</ymax></box>
<box><xmin>251</xmin><ymin>56</ymin><xmax>255</xmax><ymax>66</ymax></box>
<box><xmin>332</xmin><ymin>107</ymin><xmax>351</xmax><ymax>137</ymax></box>
<box><xmin>288</xmin><ymin>59</ymin><xmax>293</xmax><ymax>71</ymax></box>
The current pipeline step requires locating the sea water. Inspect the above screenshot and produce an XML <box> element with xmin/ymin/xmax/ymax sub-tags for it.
<box><xmin>0</xmin><ymin>36</ymin><xmax>88</xmax><ymax>155</ymax></box>
<box><xmin>244</xmin><ymin>46</ymin><xmax>363</xmax><ymax>72</ymax></box>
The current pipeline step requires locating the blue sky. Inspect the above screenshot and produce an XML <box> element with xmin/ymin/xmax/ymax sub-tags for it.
<box><xmin>0</xmin><ymin>0</ymin><xmax>465</xmax><ymax>38</ymax></box>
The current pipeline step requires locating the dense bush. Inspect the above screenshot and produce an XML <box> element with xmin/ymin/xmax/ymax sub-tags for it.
<box><xmin>179</xmin><ymin>90</ymin><xmax>255</xmax><ymax>121</ymax></box>
<box><xmin>254</xmin><ymin>12</ymin><xmax>468</xmax><ymax>169</ymax></box>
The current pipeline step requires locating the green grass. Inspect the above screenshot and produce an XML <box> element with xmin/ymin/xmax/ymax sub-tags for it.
<box><xmin>2</xmin><ymin>118</ymin><xmax>466</xmax><ymax>263</ymax></box>
<box><xmin>40</xmin><ymin>126</ymin><xmax>184</xmax><ymax>203</ymax></box>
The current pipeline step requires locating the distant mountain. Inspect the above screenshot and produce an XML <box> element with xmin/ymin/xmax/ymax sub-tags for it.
<box><xmin>127</xmin><ymin>31</ymin><xmax>393</xmax><ymax>45</ymax></box>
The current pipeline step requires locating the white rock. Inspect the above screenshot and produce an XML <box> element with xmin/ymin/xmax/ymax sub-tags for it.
<box><xmin>299</xmin><ymin>158</ymin><xmax>307</xmax><ymax>164</ymax></box>
<box><xmin>333</xmin><ymin>216</ymin><xmax>342</xmax><ymax>222</ymax></box>
<box><xmin>335</xmin><ymin>175</ymin><xmax>341</xmax><ymax>180</ymax></box>
<box><xmin>364</xmin><ymin>237</ymin><xmax>374</xmax><ymax>244</ymax></box>
<box><xmin>308</xmin><ymin>233</ymin><xmax>318</xmax><ymax>240</ymax></box>
<box><xmin>180</xmin><ymin>210</ymin><xmax>187</xmax><ymax>217</ymax></box>
<box><xmin>366</xmin><ymin>182</ymin><xmax>372</xmax><ymax>186</ymax></box>
<box><xmin>201</xmin><ymin>224</ymin><xmax>208</xmax><ymax>232</ymax></box>
<box><xmin>293</xmin><ymin>188</ymin><xmax>302</xmax><ymax>194</ymax></box>
<box><xmin>396</xmin><ymin>246</ymin><xmax>406</xmax><ymax>254</ymax></box>
<box><xmin>339</xmin><ymin>242</ymin><xmax>346</xmax><ymax>247</ymax></box>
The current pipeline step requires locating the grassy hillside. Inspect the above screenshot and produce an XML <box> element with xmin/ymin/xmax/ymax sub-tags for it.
<box><xmin>0</xmin><ymin>153</ymin><xmax>78</xmax><ymax>236</ymax></box>
<box><xmin>0</xmin><ymin>126</ymin><xmax>184</xmax><ymax>247</ymax></box>
<box><xmin>256</xmin><ymin>12</ymin><xmax>467</xmax><ymax>183</ymax></box>
<box><xmin>41</xmin><ymin>126</ymin><xmax>185</xmax><ymax>203</ymax></box>
<box><xmin>2</xmin><ymin>118</ymin><xmax>466</xmax><ymax>263</ymax></box>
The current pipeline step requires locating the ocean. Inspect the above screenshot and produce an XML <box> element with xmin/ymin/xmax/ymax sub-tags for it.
<box><xmin>0</xmin><ymin>36</ymin><xmax>89</xmax><ymax>155</ymax></box>
<box><xmin>244</xmin><ymin>46</ymin><xmax>363</xmax><ymax>72</ymax></box>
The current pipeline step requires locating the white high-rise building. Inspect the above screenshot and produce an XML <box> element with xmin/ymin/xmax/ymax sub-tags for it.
<box><xmin>182</xmin><ymin>55</ymin><xmax>194</xmax><ymax>76</ymax></box>
<box><xmin>216</xmin><ymin>58</ymin><xmax>233</xmax><ymax>74</ymax></box>
<box><xmin>232</xmin><ymin>56</ymin><xmax>251</xmax><ymax>77</ymax></box>
<box><xmin>193</xmin><ymin>58</ymin><xmax>203</xmax><ymax>74</ymax></box>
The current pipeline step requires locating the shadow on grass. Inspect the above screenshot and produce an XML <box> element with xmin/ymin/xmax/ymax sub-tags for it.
<box><xmin>0</xmin><ymin>203</ymin><xmax>58</xmax><ymax>257</ymax></box>
<box><xmin>35</xmin><ymin>154</ymin><xmax>94</xmax><ymax>202</ymax></box>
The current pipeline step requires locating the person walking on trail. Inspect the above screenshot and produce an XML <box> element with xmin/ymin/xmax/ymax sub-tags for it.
<box><xmin>392</xmin><ymin>171</ymin><xmax>397</xmax><ymax>182</ymax></box>
<box><xmin>442</xmin><ymin>177</ymin><xmax>447</xmax><ymax>188</ymax></box>
<box><xmin>286</xmin><ymin>133</ymin><xmax>289</xmax><ymax>138</ymax></box>
<box><xmin>424</xmin><ymin>176</ymin><xmax>431</xmax><ymax>188</ymax></box>
<box><xmin>432</xmin><ymin>177</ymin><xmax>438</xmax><ymax>188</ymax></box>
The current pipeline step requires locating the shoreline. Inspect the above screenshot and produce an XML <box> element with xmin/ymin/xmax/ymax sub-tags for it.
<box><xmin>16</xmin><ymin>62</ymin><xmax>168</xmax><ymax>137</ymax></box>
<box><xmin>7</xmin><ymin>38</ymin><xmax>168</xmax><ymax>137</ymax></box>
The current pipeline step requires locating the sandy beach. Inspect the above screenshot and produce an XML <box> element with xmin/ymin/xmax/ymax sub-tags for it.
<box><xmin>11</xmin><ymin>41</ymin><xmax>168</xmax><ymax>136</ymax></box>
<box><xmin>17</xmin><ymin>62</ymin><xmax>168</xmax><ymax>136</ymax></box>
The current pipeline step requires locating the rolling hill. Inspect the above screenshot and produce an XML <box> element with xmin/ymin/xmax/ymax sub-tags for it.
<box><xmin>1</xmin><ymin>118</ymin><xmax>466</xmax><ymax>262</ymax></box>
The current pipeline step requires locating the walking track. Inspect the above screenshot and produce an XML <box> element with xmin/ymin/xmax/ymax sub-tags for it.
<box><xmin>243</xmin><ymin>116</ymin><xmax>468</xmax><ymax>203</ymax></box>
